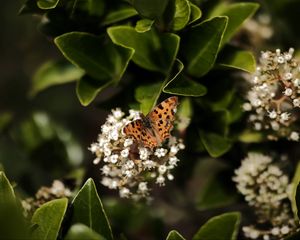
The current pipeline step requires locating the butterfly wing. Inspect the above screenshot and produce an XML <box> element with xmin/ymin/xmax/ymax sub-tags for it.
<box><xmin>123</xmin><ymin>119</ymin><xmax>143</xmax><ymax>142</ymax></box>
<box><xmin>147</xmin><ymin>96</ymin><xmax>179</xmax><ymax>143</ymax></box>
<box><xmin>123</xmin><ymin>119</ymin><xmax>158</xmax><ymax>148</ymax></box>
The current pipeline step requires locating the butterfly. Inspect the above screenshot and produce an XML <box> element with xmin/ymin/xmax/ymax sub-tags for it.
<box><xmin>123</xmin><ymin>96</ymin><xmax>179</xmax><ymax>149</ymax></box>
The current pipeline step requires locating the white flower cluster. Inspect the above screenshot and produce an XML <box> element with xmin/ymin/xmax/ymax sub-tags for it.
<box><xmin>233</xmin><ymin>153</ymin><xmax>298</xmax><ymax>240</ymax></box>
<box><xmin>243</xmin><ymin>48</ymin><xmax>300</xmax><ymax>141</ymax></box>
<box><xmin>90</xmin><ymin>108</ymin><xmax>184</xmax><ymax>200</ymax></box>
<box><xmin>22</xmin><ymin>180</ymin><xmax>72</xmax><ymax>216</ymax></box>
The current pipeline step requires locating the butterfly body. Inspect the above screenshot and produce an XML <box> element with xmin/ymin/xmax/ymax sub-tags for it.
<box><xmin>123</xmin><ymin>96</ymin><xmax>178</xmax><ymax>149</ymax></box>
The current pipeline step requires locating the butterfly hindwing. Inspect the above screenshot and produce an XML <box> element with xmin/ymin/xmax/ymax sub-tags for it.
<box><xmin>140</xmin><ymin>128</ymin><xmax>158</xmax><ymax>148</ymax></box>
<box><xmin>147</xmin><ymin>96</ymin><xmax>178</xmax><ymax>143</ymax></box>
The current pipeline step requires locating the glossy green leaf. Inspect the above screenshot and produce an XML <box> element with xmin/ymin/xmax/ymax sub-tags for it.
<box><xmin>71</xmin><ymin>178</ymin><xmax>113</xmax><ymax>240</ymax></box>
<box><xmin>76</xmin><ymin>75</ymin><xmax>112</xmax><ymax>107</ymax></box>
<box><xmin>30</xmin><ymin>60</ymin><xmax>84</xmax><ymax>96</ymax></box>
<box><xmin>189</xmin><ymin>3</ymin><xmax>202</xmax><ymax>24</ymax></box>
<box><xmin>31</xmin><ymin>198</ymin><xmax>68</xmax><ymax>240</ymax></box>
<box><xmin>193</xmin><ymin>212</ymin><xmax>241</xmax><ymax>240</ymax></box>
<box><xmin>135</xmin><ymin>82</ymin><xmax>163</xmax><ymax>114</ymax></box>
<box><xmin>200</xmin><ymin>131</ymin><xmax>232</xmax><ymax>157</ymax></box>
<box><xmin>135</xmin><ymin>19</ymin><xmax>154</xmax><ymax>32</ymax></box>
<box><xmin>163</xmin><ymin>59</ymin><xmax>206</xmax><ymax>96</ymax></box>
<box><xmin>209</xmin><ymin>2</ymin><xmax>259</xmax><ymax>46</ymax></box>
<box><xmin>166</xmin><ymin>230</ymin><xmax>186</xmax><ymax>240</ymax></box>
<box><xmin>0</xmin><ymin>172</ymin><xmax>15</xmax><ymax>204</ymax></box>
<box><xmin>291</xmin><ymin>162</ymin><xmax>300</xmax><ymax>221</ymax></box>
<box><xmin>102</xmin><ymin>7</ymin><xmax>138</xmax><ymax>25</ymax></box>
<box><xmin>65</xmin><ymin>224</ymin><xmax>106</xmax><ymax>240</ymax></box>
<box><xmin>182</xmin><ymin>17</ymin><xmax>228</xmax><ymax>77</ymax></box>
<box><xmin>171</xmin><ymin>0</ymin><xmax>191</xmax><ymax>31</ymax></box>
<box><xmin>108</xmin><ymin>26</ymin><xmax>180</xmax><ymax>74</ymax></box>
<box><xmin>37</xmin><ymin>0</ymin><xmax>60</xmax><ymax>9</ymax></box>
<box><xmin>132</xmin><ymin>0</ymin><xmax>170</xmax><ymax>19</ymax></box>
<box><xmin>164</xmin><ymin>75</ymin><xmax>207</xmax><ymax>96</ymax></box>
<box><xmin>0</xmin><ymin>172</ymin><xmax>29</xmax><ymax>239</ymax></box>
<box><xmin>218</xmin><ymin>50</ymin><xmax>256</xmax><ymax>73</ymax></box>
<box><xmin>55</xmin><ymin>32</ymin><xmax>134</xmax><ymax>105</ymax></box>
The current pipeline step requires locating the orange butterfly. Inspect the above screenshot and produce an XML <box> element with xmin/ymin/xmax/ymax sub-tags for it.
<box><xmin>123</xmin><ymin>96</ymin><xmax>179</xmax><ymax>149</ymax></box>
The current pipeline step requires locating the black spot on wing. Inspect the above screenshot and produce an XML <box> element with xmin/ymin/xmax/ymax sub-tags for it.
<box><xmin>158</xmin><ymin>104</ymin><xmax>164</xmax><ymax>110</ymax></box>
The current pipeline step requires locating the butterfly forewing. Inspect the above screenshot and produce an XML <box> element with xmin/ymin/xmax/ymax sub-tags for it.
<box><xmin>123</xmin><ymin>96</ymin><xmax>178</xmax><ymax>148</ymax></box>
<box><xmin>123</xmin><ymin>119</ymin><xmax>143</xmax><ymax>142</ymax></box>
<box><xmin>147</xmin><ymin>96</ymin><xmax>179</xmax><ymax>143</ymax></box>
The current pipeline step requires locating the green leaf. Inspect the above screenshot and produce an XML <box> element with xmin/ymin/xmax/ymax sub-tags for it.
<box><xmin>163</xmin><ymin>60</ymin><xmax>207</xmax><ymax>96</ymax></box>
<box><xmin>76</xmin><ymin>75</ymin><xmax>111</xmax><ymax>106</ymax></box>
<box><xmin>71</xmin><ymin>178</ymin><xmax>113</xmax><ymax>240</ymax></box>
<box><xmin>108</xmin><ymin>26</ymin><xmax>180</xmax><ymax>74</ymax></box>
<box><xmin>291</xmin><ymin>162</ymin><xmax>300</xmax><ymax>221</ymax></box>
<box><xmin>209</xmin><ymin>2</ymin><xmax>259</xmax><ymax>46</ymax></box>
<box><xmin>70</xmin><ymin>0</ymin><xmax>105</xmax><ymax>17</ymax></box>
<box><xmin>0</xmin><ymin>172</ymin><xmax>29</xmax><ymax>239</ymax></box>
<box><xmin>189</xmin><ymin>3</ymin><xmax>202</xmax><ymax>24</ymax></box>
<box><xmin>181</xmin><ymin>17</ymin><xmax>228</xmax><ymax>77</ymax></box>
<box><xmin>135</xmin><ymin>19</ymin><xmax>155</xmax><ymax>33</ymax></box>
<box><xmin>193</xmin><ymin>212</ymin><xmax>241</xmax><ymax>240</ymax></box>
<box><xmin>30</xmin><ymin>60</ymin><xmax>84</xmax><ymax>96</ymax></box>
<box><xmin>0</xmin><ymin>171</ymin><xmax>15</xmax><ymax>204</ymax></box>
<box><xmin>200</xmin><ymin>131</ymin><xmax>232</xmax><ymax>157</ymax></box>
<box><xmin>171</xmin><ymin>0</ymin><xmax>191</xmax><ymax>31</ymax></box>
<box><xmin>65</xmin><ymin>224</ymin><xmax>106</xmax><ymax>240</ymax></box>
<box><xmin>164</xmin><ymin>75</ymin><xmax>207</xmax><ymax>96</ymax></box>
<box><xmin>0</xmin><ymin>112</ymin><xmax>13</xmax><ymax>132</ymax></box>
<box><xmin>102</xmin><ymin>7</ymin><xmax>138</xmax><ymax>26</ymax></box>
<box><xmin>37</xmin><ymin>0</ymin><xmax>60</xmax><ymax>9</ymax></box>
<box><xmin>55</xmin><ymin>32</ymin><xmax>134</xmax><ymax>105</ymax></box>
<box><xmin>135</xmin><ymin>82</ymin><xmax>163</xmax><ymax>114</ymax></box>
<box><xmin>166</xmin><ymin>230</ymin><xmax>186</xmax><ymax>240</ymax></box>
<box><xmin>195</xmin><ymin>159</ymin><xmax>237</xmax><ymax>210</ymax></box>
<box><xmin>132</xmin><ymin>0</ymin><xmax>170</xmax><ymax>19</ymax></box>
<box><xmin>31</xmin><ymin>198</ymin><xmax>68</xmax><ymax>240</ymax></box>
<box><xmin>238</xmin><ymin>130</ymin><xmax>263</xmax><ymax>143</ymax></box>
<box><xmin>218</xmin><ymin>49</ymin><xmax>256</xmax><ymax>73</ymax></box>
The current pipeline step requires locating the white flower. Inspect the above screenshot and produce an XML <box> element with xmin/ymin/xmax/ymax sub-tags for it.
<box><xmin>284</xmin><ymin>88</ymin><xmax>293</xmax><ymax>96</ymax></box>
<box><xmin>244</xmin><ymin>48</ymin><xmax>300</xmax><ymax>140</ymax></box>
<box><xmin>243</xmin><ymin>103</ymin><xmax>252</xmax><ymax>111</ymax></box>
<box><xmin>124</xmin><ymin>138</ymin><xmax>133</xmax><ymax>147</ymax></box>
<box><xmin>89</xmin><ymin>108</ymin><xmax>184</xmax><ymax>200</ymax></box>
<box><xmin>290</xmin><ymin>131</ymin><xmax>299</xmax><ymax>141</ymax></box>
<box><xmin>138</xmin><ymin>182</ymin><xmax>148</xmax><ymax>192</ymax></box>
<box><xmin>119</xmin><ymin>187</ymin><xmax>130</xmax><ymax>198</ymax></box>
<box><xmin>158</xmin><ymin>165</ymin><xmax>167</xmax><ymax>174</ymax></box>
<box><xmin>121</xmin><ymin>148</ymin><xmax>129</xmax><ymax>158</ymax></box>
<box><xmin>154</xmin><ymin>148</ymin><xmax>168</xmax><ymax>158</ymax></box>
<box><xmin>139</xmin><ymin>147</ymin><xmax>149</xmax><ymax>160</ymax></box>
<box><xmin>280</xmin><ymin>112</ymin><xmax>290</xmax><ymax>122</ymax></box>
<box><xmin>112</xmin><ymin>108</ymin><xmax>124</xmax><ymax>119</ymax></box>
<box><xmin>235</xmin><ymin>153</ymin><xmax>297</xmax><ymax>240</ymax></box>
<box><xmin>268</xmin><ymin>110</ymin><xmax>277</xmax><ymax>119</ymax></box>
<box><xmin>109</xmin><ymin>154</ymin><xmax>118</xmax><ymax>164</ymax></box>
<box><xmin>156</xmin><ymin>175</ymin><xmax>165</xmax><ymax>186</ymax></box>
